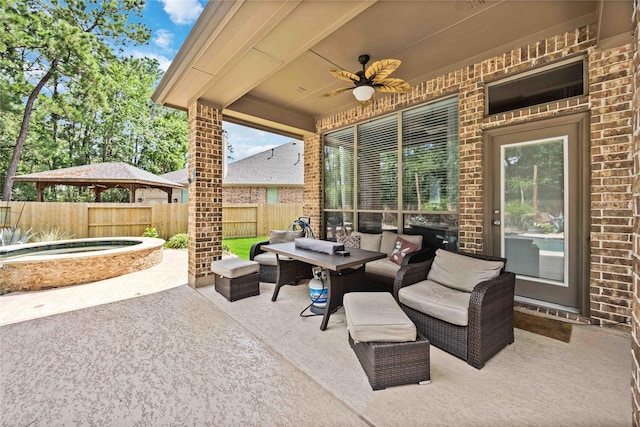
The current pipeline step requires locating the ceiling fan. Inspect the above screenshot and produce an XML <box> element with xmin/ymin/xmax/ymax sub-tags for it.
<box><xmin>322</xmin><ymin>54</ymin><xmax>411</xmax><ymax>102</ymax></box>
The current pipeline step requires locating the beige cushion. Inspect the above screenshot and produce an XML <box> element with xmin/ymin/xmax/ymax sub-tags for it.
<box><xmin>398</xmin><ymin>280</ymin><xmax>471</xmax><ymax>326</ymax></box>
<box><xmin>344</xmin><ymin>292</ymin><xmax>417</xmax><ymax>342</ymax></box>
<box><xmin>269</xmin><ymin>230</ymin><xmax>304</xmax><ymax>244</ymax></box>
<box><xmin>211</xmin><ymin>258</ymin><xmax>259</xmax><ymax>278</ymax></box>
<box><xmin>253</xmin><ymin>252</ymin><xmax>292</xmax><ymax>266</ymax></box>
<box><xmin>352</xmin><ymin>232</ymin><xmax>382</xmax><ymax>252</ymax></box>
<box><xmin>380</xmin><ymin>231</ymin><xmax>423</xmax><ymax>256</ymax></box>
<box><xmin>427</xmin><ymin>249</ymin><xmax>504</xmax><ymax>292</ymax></box>
<box><xmin>365</xmin><ymin>258</ymin><xmax>401</xmax><ymax>278</ymax></box>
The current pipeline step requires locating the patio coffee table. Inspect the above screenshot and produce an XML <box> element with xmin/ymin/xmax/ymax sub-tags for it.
<box><xmin>262</xmin><ymin>241</ymin><xmax>386</xmax><ymax>330</ymax></box>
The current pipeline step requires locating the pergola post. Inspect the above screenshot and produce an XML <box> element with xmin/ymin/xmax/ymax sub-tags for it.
<box><xmin>186</xmin><ymin>99</ymin><xmax>223</xmax><ymax>288</ymax></box>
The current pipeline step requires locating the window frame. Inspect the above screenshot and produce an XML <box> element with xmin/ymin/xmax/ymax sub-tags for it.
<box><xmin>485</xmin><ymin>56</ymin><xmax>587</xmax><ymax>116</ymax></box>
<box><xmin>322</xmin><ymin>95</ymin><xmax>459</xmax><ymax>238</ymax></box>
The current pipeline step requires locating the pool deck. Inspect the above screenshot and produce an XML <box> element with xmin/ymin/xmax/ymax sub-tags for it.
<box><xmin>0</xmin><ymin>248</ymin><xmax>632</xmax><ymax>426</ymax></box>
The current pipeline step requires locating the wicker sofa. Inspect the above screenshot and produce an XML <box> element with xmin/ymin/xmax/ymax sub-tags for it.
<box><xmin>342</xmin><ymin>231</ymin><xmax>438</xmax><ymax>292</ymax></box>
<box><xmin>392</xmin><ymin>249</ymin><xmax>516</xmax><ymax>369</ymax></box>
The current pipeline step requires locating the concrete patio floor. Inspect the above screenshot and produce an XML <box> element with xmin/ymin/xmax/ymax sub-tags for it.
<box><xmin>0</xmin><ymin>249</ymin><xmax>631</xmax><ymax>426</ymax></box>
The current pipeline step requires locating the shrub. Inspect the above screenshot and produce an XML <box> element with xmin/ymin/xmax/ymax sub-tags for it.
<box><xmin>164</xmin><ymin>233</ymin><xmax>188</xmax><ymax>249</ymax></box>
<box><xmin>142</xmin><ymin>227</ymin><xmax>159</xmax><ymax>238</ymax></box>
<box><xmin>32</xmin><ymin>228</ymin><xmax>75</xmax><ymax>242</ymax></box>
<box><xmin>0</xmin><ymin>227</ymin><xmax>32</xmax><ymax>246</ymax></box>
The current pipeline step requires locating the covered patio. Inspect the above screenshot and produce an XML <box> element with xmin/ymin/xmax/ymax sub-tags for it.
<box><xmin>0</xmin><ymin>255</ymin><xmax>629</xmax><ymax>425</ymax></box>
<box><xmin>152</xmin><ymin>1</ymin><xmax>639</xmax><ymax>420</ymax></box>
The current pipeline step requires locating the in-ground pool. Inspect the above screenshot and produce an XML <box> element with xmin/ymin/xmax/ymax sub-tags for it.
<box><xmin>0</xmin><ymin>237</ymin><xmax>165</xmax><ymax>292</ymax></box>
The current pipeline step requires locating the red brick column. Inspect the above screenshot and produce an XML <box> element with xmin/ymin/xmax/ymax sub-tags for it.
<box><xmin>631</xmin><ymin>2</ymin><xmax>640</xmax><ymax>423</ymax></box>
<box><xmin>187</xmin><ymin>100</ymin><xmax>223</xmax><ymax>288</ymax></box>
<box><xmin>303</xmin><ymin>133</ymin><xmax>322</xmax><ymax>237</ymax></box>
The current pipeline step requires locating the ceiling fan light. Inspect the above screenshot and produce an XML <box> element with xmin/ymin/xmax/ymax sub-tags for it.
<box><xmin>353</xmin><ymin>85</ymin><xmax>375</xmax><ymax>101</ymax></box>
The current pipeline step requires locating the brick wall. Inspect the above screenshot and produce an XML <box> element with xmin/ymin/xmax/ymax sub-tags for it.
<box><xmin>632</xmin><ymin>0</ymin><xmax>640</xmax><ymax>423</ymax></box>
<box><xmin>187</xmin><ymin>101</ymin><xmax>222</xmax><ymax>287</ymax></box>
<box><xmin>303</xmin><ymin>133</ymin><xmax>323</xmax><ymax>236</ymax></box>
<box><xmin>224</xmin><ymin>187</ymin><xmax>265</xmax><ymax>204</ymax></box>
<box><xmin>589</xmin><ymin>44</ymin><xmax>634</xmax><ymax>325</ymax></box>
<box><xmin>310</xmin><ymin>23</ymin><xmax>634</xmax><ymax>326</ymax></box>
<box><xmin>222</xmin><ymin>186</ymin><xmax>303</xmax><ymax>204</ymax></box>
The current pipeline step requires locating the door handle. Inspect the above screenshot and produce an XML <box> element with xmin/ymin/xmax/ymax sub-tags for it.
<box><xmin>493</xmin><ymin>220</ymin><xmax>501</xmax><ymax>226</ymax></box>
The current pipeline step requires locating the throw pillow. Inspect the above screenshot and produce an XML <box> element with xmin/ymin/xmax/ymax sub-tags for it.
<box><xmin>337</xmin><ymin>234</ymin><xmax>361</xmax><ymax>249</ymax></box>
<box><xmin>389</xmin><ymin>236</ymin><xmax>418</xmax><ymax>265</ymax></box>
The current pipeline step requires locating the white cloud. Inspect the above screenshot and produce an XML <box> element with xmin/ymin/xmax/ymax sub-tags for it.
<box><xmin>153</xmin><ymin>29</ymin><xmax>174</xmax><ymax>50</ymax></box>
<box><xmin>132</xmin><ymin>50</ymin><xmax>173</xmax><ymax>72</ymax></box>
<box><xmin>160</xmin><ymin>0</ymin><xmax>204</xmax><ymax>25</ymax></box>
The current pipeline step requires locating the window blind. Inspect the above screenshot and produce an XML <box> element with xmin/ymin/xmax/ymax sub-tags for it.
<box><xmin>324</xmin><ymin>128</ymin><xmax>354</xmax><ymax>210</ymax></box>
<box><xmin>358</xmin><ymin>115</ymin><xmax>398</xmax><ymax>210</ymax></box>
<box><xmin>402</xmin><ymin>97</ymin><xmax>458</xmax><ymax>211</ymax></box>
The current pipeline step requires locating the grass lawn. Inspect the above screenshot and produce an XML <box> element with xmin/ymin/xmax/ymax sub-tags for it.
<box><xmin>222</xmin><ymin>236</ymin><xmax>267</xmax><ymax>260</ymax></box>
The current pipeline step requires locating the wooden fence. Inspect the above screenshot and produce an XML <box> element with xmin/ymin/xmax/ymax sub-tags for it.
<box><xmin>0</xmin><ymin>202</ymin><xmax>302</xmax><ymax>240</ymax></box>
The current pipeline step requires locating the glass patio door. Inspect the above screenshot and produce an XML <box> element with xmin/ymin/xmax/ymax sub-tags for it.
<box><xmin>486</xmin><ymin>116</ymin><xmax>588</xmax><ymax>311</ymax></box>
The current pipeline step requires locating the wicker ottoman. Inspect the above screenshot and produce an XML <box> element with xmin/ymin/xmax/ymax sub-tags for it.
<box><xmin>344</xmin><ymin>292</ymin><xmax>431</xmax><ymax>390</ymax></box>
<box><xmin>211</xmin><ymin>258</ymin><xmax>260</xmax><ymax>302</ymax></box>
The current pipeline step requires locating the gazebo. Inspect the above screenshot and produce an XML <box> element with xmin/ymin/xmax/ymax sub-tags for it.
<box><xmin>12</xmin><ymin>162</ymin><xmax>182</xmax><ymax>203</ymax></box>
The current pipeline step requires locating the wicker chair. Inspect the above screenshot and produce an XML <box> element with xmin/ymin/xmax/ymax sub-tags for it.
<box><xmin>392</xmin><ymin>250</ymin><xmax>515</xmax><ymax>369</ymax></box>
<box><xmin>249</xmin><ymin>231</ymin><xmax>312</xmax><ymax>300</ymax></box>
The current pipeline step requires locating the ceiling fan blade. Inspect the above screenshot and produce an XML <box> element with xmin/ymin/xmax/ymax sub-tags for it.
<box><xmin>373</xmin><ymin>78</ymin><xmax>411</xmax><ymax>93</ymax></box>
<box><xmin>328</xmin><ymin>68</ymin><xmax>360</xmax><ymax>83</ymax></box>
<box><xmin>322</xmin><ymin>86</ymin><xmax>354</xmax><ymax>97</ymax></box>
<box><xmin>365</xmin><ymin>59</ymin><xmax>401</xmax><ymax>82</ymax></box>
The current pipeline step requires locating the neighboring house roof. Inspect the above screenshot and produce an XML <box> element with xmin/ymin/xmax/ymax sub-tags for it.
<box><xmin>160</xmin><ymin>169</ymin><xmax>189</xmax><ymax>186</ymax></box>
<box><xmin>225</xmin><ymin>140</ymin><xmax>304</xmax><ymax>186</ymax></box>
<box><xmin>14</xmin><ymin>162</ymin><xmax>181</xmax><ymax>188</ymax></box>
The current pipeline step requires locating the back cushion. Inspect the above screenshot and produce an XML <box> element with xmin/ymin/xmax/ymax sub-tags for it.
<box><xmin>269</xmin><ymin>230</ymin><xmax>287</xmax><ymax>244</ymax></box>
<box><xmin>269</xmin><ymin>230</ymin><xmax>304</xmax><ymax>244</ymax></box>
<box><xmin>427</xmin><ymin>249</ymin><xmax>504</xmax><ymax>292</ymax></box>
<box><xmin>337</xmin><ymin>234</ymin><xmax>361</xmax><ymax>248</ymax></box>
<box><xmin>380</xmin><ymin>231</ymin><xmax>423</xmax><ymax>256</ymax></box>
<box><xmin>352</xmin><ymin>232</ymin><xmax>382</xmax><ymax>252</ymax></box>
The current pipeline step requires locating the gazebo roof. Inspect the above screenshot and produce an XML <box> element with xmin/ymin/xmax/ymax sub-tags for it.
<box><xmin>14</xmin><ymin>162</ymin><xmax>181</xmax><ymax>187</ymax></box>
<box><xmin>13</xmin><ymin>162</ymin><xmax>182</xmax><ymax>202</ymax></box>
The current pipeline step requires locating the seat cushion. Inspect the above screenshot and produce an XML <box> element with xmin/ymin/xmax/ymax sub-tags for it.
<box><xmin>344</xmin><ymin>292</ymin><xmax>417</xmax><ymax>343</ymax></box>
<box><xmin>211</xmin><ymin>258</ymin><xmax>259</xmax><ymax>278</ymax></box>
<box><xmin>253</xmin><ymin>252</ymin><xmax>292</xmax><ymax>266</ymax></box>
<box><xmin>351</xmin><ymin>232</ymin><xmax>382</xmax><ymax>252</ymax></box>
<box><xmin>427</xmin><ymin>249</ymin><xmax>504</xmax><ymax>292</ymax></box>
<box><xmin>380</xmin><ymin>231</ymin><xmax>423</xmax><ymax>256</ymax></box>
<box><xmin>398</xmin><ymin>280</ymin><xmax>472</xmax><ymax>326</ymax></box>
<box><xmin>365</xmin><ymin>258</ymin><xmax>401</xmax><ymax>278</ymax></box>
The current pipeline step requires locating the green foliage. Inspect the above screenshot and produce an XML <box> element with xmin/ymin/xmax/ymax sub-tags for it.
<box><xmin>0</xmin><ymin>226</ymin><xmax>32</xmax><ymax>246</ymax></box>
<box><xmin>0</xmin><ymin>0</ymin><xmax>190</xmax><ymax>201</ymax></box>
<box><xmin>142</xmin><ymin>227</ymin><xmax>159</xmax><ymax>238</ymax></box>
<box><xmin>164</xmin><ymin>233</ymin><xmax>188</xmax><ymax>249</ymax></box>
<box><xmin>32</xmin><ymin>227</ymin><xmax>75</xmax><ymax>242</ymax></box>
<box><xmin>504</xmin><ymin>201</ymin><xmax>534</xmax><ymax>228</ymax></box>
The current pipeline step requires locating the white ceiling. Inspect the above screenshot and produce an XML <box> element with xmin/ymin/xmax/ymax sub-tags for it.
<box><xmin>152</xmin><ymin>0</ymin><xmax>632</xmax><ymax>138</ymax></box>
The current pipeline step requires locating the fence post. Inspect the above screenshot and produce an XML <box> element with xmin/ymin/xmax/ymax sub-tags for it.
<box><xmin>256</xmin><ymin>204</ymin><xmax>264</xmax><ymax>236</ymax></box>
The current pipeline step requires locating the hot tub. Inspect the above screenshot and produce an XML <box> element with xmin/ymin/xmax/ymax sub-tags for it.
<box><xmin>0</xmin><ymin>237</ymin><xmax>165</xmax><ymax>293</ymax></box>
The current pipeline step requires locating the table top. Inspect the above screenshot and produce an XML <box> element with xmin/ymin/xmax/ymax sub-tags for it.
<box><xmin>262</xmin><ymin>241</ymin><xmax>386</xmax><ymax>271</ymax></box>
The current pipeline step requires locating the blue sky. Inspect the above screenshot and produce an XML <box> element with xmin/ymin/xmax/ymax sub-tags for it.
<box><xmin>133</xmin><ymin>0</ymin><xmax>295</xmax><ymax>163</ymax></box>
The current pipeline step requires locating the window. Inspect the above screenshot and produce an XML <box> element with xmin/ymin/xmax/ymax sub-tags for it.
<box><xmin>323</xmin><ymin>96</ymin><xmax>459</xmax><ymax>242</ymax></box>
<box><xmin>487</xmin><ymin>58</ymin><xmax>585</xmax><ymax>115</ymax></box>
<box><xmin>266</xmin><ymin>188</ymin><xmax>278</xmax><ymax>204</ymax></box>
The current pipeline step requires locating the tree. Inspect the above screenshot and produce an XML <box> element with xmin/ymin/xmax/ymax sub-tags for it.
<box><xmin>0</xmin><ymin>0</ymin><xmax>150</xmax><ymax>200</ymax></box>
